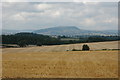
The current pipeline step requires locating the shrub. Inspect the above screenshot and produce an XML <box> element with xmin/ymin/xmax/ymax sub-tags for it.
<box><xmin>82</xmin><ymin>44</ymin><xmax>90</xmax><ymax>51</ymax></box>
<box><xmin>102</xmin><ymin>49</ymin><xmax>108</xmax><ymax>50</ymax></box>
<box><xmin>72</xmin><ymin>49</ymin><xmax>77</xmax><ymax>51</ymax></box>
<box><xmin>36</xmin><ymin>42</ymin><xmax>42</xmax><ymax>46</ymax></box>
<box><xmin>72</xmin><ymin>49</ymin><xmax>81</xmax><ymax>51</ymax></box>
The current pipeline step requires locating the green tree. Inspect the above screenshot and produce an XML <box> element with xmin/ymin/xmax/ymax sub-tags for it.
<box><xmin>17</xmin><ymin>40</ymin><xmax>27</xmax><ymax>47</ymax></box>
<box><xmin>82</xmin><ymin>44</ymin><xmax>90</xmax><ymax>51</ymax></box>
<box><xmin>36</xmin><ymin>42</ymin><xmax>42</xmax><ymax>46</ymax></box>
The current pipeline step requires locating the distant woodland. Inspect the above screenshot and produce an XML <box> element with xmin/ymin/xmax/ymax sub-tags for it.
<box><xmin>1</xmin><ymin>32</ymin><xmax>119</xmax><ymax>47</ymax></box>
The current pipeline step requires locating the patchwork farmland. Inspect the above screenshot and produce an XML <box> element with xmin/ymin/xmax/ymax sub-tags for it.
<box><xmin>2</xmin><ymin>41</ymin><xmax>119</xmax><ymax>78</ymax></box>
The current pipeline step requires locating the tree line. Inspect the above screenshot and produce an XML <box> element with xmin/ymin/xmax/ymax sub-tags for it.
<box><xmin>2</xmin><ymin>33</ymin><xmax>61</xmax><ymax>47</ymax></box>
<box><xmin>1</xmin><ymin>32</ymin><xmax>119</xmax><ymax>47</ymax></box>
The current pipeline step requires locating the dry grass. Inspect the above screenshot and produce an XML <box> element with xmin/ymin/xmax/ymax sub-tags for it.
<box><xmin>2</xmin><ymin>51</ymin><xmax>118</xmax><ymax>78</ymax></box>
<box><xmin>2</xmin><ymin>41</ymin><xmax>119</xmax><ymax>78</ymax></box>
<box><xmin>2</xmin><ymin>41</ymin><xmax>119</xmax><ymax>53</ymax></box>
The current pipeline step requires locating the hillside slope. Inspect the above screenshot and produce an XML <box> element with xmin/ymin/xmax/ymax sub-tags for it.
<box><xmin>34</xmin><ymin>26</ymin><xmax>117</xmax><ymax>36</ymax></box>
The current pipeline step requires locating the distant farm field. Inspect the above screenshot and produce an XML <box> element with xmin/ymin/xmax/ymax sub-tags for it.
<box><xmin>2</xmin><ymin>41</ymin><xmax>119</xmax><ymax>78</ymax></box>
<box><xmin>2</xmin><ymin>41</ymin><xmax>119</xmax><ymax>53</ymax></box>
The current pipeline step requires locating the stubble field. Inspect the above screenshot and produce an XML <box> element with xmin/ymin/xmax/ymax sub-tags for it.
<box><xmin>2</xmin><ymin>41</ymin><xmax>119</xmax><ymax>78</ymax></box>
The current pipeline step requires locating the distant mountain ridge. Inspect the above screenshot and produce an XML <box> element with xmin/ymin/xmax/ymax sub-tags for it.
<box><xmin>34</xmin><ymin>26</ymin><xmax>118</xmax><ymax>36</ymax></box>
<box><xmin>2</xmin><ymin>26</ymin><xmax>118</xmax><ymax>36</ymax></box>
<box><xmin>34</xmin><ymin>26</ymin><xmax>82</xmax><ymax>35</ymax></box>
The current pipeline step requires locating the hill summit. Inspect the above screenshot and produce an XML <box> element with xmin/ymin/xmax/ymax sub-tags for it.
<box><xmin>34</xmin><ymin>26</ymin><xmax>87</xmax><ymax>36</ymax></box>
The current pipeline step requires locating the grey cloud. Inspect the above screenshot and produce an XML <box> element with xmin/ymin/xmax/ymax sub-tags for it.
<box><xmin>2</xmin><ymin>2</ymin><xmax>118</xmax><ymax>31</ymax></box>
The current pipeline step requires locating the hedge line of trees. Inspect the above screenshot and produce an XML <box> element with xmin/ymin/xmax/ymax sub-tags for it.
<box><xmin>1</xmin><ymin>32</ymin><xmax>120</xmax><ymax>47</ymax></box>
<box><xmin>60</xmin><ymin>36</ymin><xmax>119</xmax><ymax>44</ymax></box>
<box><xmin>2</xmin><ymin>33</ymin><xmax>61</xmax><ymax>47</ymax></box>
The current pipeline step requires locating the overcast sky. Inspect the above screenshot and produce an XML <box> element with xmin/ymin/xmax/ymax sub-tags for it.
<box><xmin>2</xmin><ymin>2</ymin><xmax>118</xmax><ymax>31</ymax></box>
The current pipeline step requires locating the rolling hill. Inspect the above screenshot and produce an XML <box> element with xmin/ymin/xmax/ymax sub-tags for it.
<box><xmin>2</xmin><ymin>26</ymin><xmax>118</xmax><ymax>36</ymax></box>
<box><xmin>34</xmin><ymin>26</ymin><xmax>118</xmax><ymax>36</ymax></box>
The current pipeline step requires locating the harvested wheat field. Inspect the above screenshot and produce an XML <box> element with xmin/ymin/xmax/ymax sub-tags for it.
<box><xmin>2</xmin><ymin>41</ymin><xmax>119</xmax><ymax>78</ymax></box>
<box><xmin>2</xmin><ymin>51</ymin><xmax>118</xmax><ymax>78</ymax></box>
<box><xmin>2</xmin><ymin>41</ymin><xmax>119</xmax><ymax>53</ymax></box>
